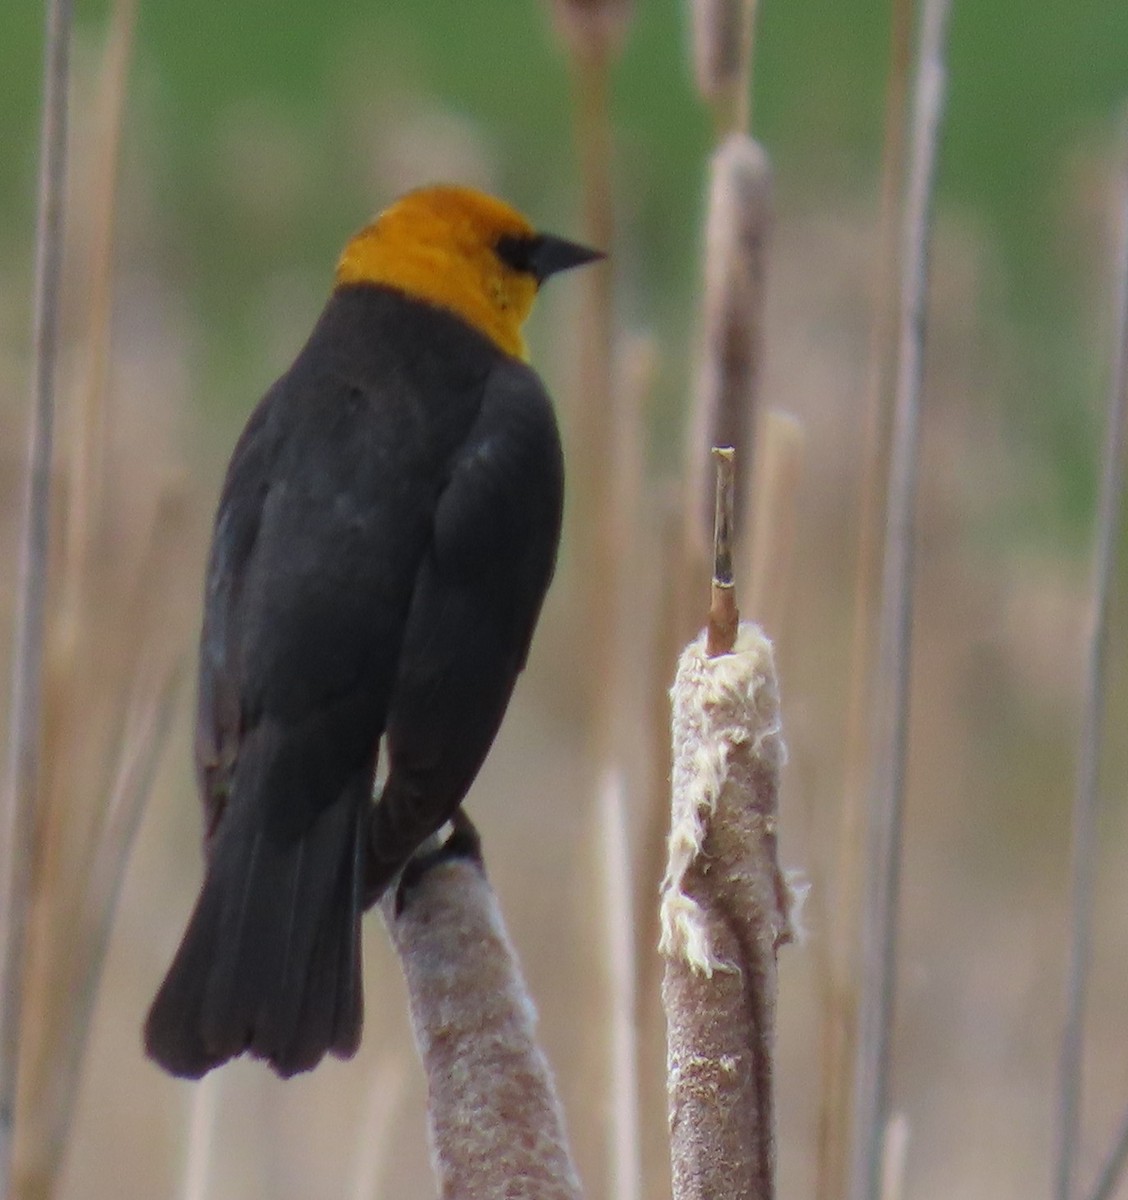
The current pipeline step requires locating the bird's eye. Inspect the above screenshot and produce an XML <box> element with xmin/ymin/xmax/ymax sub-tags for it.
<box><xmin>495</xmin><ymin>234</ymin><xmax>540</xmax><ymax>276</ymax></box>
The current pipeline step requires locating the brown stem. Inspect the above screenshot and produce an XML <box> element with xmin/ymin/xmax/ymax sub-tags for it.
<box><xmin>819</xmin><ymin>3</ymin><xmax>912</xmax><ymax>1198</ymax></box>
<box><xmin>0</xmin><ymin>1</ymin><xmax>73</xmax><ymax>1192</ymax></box>
<box><xmin>1056</xmin><ymin>156</ymin><xmax>1128</xmax><ymax>1200</ymax></box>
<box><xmin>848</xmin><ymin>2</ymin><xmax>953</xmax><ymax>1197</ymax></box>
<box><xmin>707</xmin><ymin>448</ymin><xmax>739</xmax><ymax>657</ymax></box>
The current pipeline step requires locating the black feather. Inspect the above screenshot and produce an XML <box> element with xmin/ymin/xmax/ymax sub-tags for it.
<box><xmin>146</xmin><ymin>286</ymin><xmax>564</xmax><ymax>1077</ymax></box>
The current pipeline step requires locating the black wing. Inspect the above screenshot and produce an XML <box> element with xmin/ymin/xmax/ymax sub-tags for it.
<box><xmin>366</xmin><ymin>356</ymin><xmax>565</xmax><ymax>895</ymax></box>
<box><xmin>194</xmin><ymin>359</ymin><xmax>468</xmax><ymax>845</ymax></box>
<box><xmin>194</xmin><ymin>394</ymin><xmax>277</xmax><ymax>843</ymax></box>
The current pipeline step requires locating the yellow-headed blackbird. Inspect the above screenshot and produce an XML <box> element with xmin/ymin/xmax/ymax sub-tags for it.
<box><xmin>144</xmin><ymin>186</ymin><xmax>602</xmax><ymax>1078</ymax></box>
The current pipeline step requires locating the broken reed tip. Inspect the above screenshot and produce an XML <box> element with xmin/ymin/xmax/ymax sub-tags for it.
<box><xmin>707</xmin><ymin>446</ymin><xmax>739</xmax><ymax>656</ymax></box>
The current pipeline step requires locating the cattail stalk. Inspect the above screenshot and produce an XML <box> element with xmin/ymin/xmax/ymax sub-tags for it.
<box><xmin>552</xmin><ymin>0</ymin><xmax>630</xmax><ymax>754</ymax></box>
<box><xmin>1056</xmin><ymin>157</ymin><xmax>1128</xmax><ymax>1200</ymax></box>
<box><xmin>0</xmin><ymin>1</ymin><xmax>73</xmax><ymax>1193</ymax></box>
<box><xmin>567</xmin><ymin>39</ymin><xmax>619</xmax><ymax>764</ymax></box>
<box><xmin>180</xmin><ymin>1069</ymin><xmax>219</xmax><ymax>1200</ymax></box>
<box><xmin>1086</xmin><ymin>1104</ymin><xmax>1128</xmax><ymax>1200</ymax></box>
<box><xmin>707</xmin><ymin>448</ymin><xmax>739</xmax><ymax>656</ymax></box>
<box><xmin>819</xmin><ymin>4</ymin><xmax>913</xmax><ymax>1198</ymax></box>
<box><xmin>383</xmin><ymin>849</ymin><xmax>583</xmax><ymax>1200</ymax></box>
<box><xmin>59</xmin><ymin>0</ymin><xmax>137</xmax><ymax>633</ymax></box>
<box><xmin>349</xmin><ymin>1055</ymin><xmax>409</xmax><ymax>1200</ymax></box>
<box><xmin>599</xmin><ymin>769</ymin><xmax>642</xmax><ymax>1200</ymax></box>
<box><xmin>848</xmin><ymin>2</ymin><xmax>952</xmax><ymax>1198</ymax></box>
<box><xmin>19</xmin><ymin>667</ymin><xmax>178</xmax><ymax>1199</ymax></box>
<box><xmin>878</xmin><ymin>1115</ymin><xmax>910</xmax><ymax>1200</ymax></box>
<box><xmin>745</xmin><ymin>410</ymin><xmax>804</xmax><ymax>639</ymax></box>
<box><xmin>11</xmin><ymin>13</ymin><xmax>149</xmax><ymax>1193</ymax></box>
<box><xmin>661</xmin><ymin>621</ymin><xmax>792</xmax><ymax>1200</ymax></box>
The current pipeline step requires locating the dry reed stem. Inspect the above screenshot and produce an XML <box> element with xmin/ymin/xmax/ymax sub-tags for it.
<box><xmin>0</xmin><ymin>1</ymin><xmax>73</xmax><ymax>1192</ymax></box>
<box><xmin>59</xmin><ymin>0</ymin><xmax>137</xmax><ymax>639</ymax></box>
<box><xmin>1056</xmin><ymin>159</ymin><xmax>1128</xmax><ymax>1200</ymax></box>
<box><xmin>878</xmin><ymin>1114</ymin><xmax>910</xmax><ymax>1200</ymax></box>
<box><xmin>382</xmin><ymin>851</ymin><xmax>582</xmax><ymax>1199</ymax></box>
<box><xmin>181</xmin><ymin>1068</ymin><xmax>220</xmax><ymax>1200</ymax></box>
<box><xmin>601</xmin><ymin>332</ymin><xmax>656</xmax><ymax>770</ymax></box>
<box><xmin>745</xmin><ymin>410</ymin><xmax>804</xmax><ymax>640</ymax></box>
<box><xmin>19</xmin><ymin>667</ymin><xmax>179</xmax><ymax>1198</ymax></box>
<box><xmin>13</xmin><ymin>6</ymin><xmax>177</xmax><ymax>1174</ymax></box>
<box><xmin>1086</xmin><ymin>1105</ymin><xmax>1128</xmax><ymax>1200</ymax></box>
<box><xmin>688</xmin><ymin>0</ymin><xmax>761</xmax><ymax>133</ymax></box>
<box><xmin>632</xmin><ymin>491</ymin><xmax>689</xmax><ymax>1200</ymax></box>
<box><xmin>848</xmin><ymin>3</ymin><xmax>952</xmax><ymax>1198</ymax></box>
<box><xmin>609</xmin><ymin>331</ymin><xmax>657</xmax><ymax>969</ymax></box>
<box><xmin>599</xmin><ymin>769</ymin><xmax>642</xmax><ymax>1200</ymax></box>
<box><xmin>685</xmin><ymin>135</ymin><xmax>772</xmax><ymax>556</ymax></box>
<box><xmin>565</xmin><ymin>39</ymin><xmax>619</xmax><ymax>765</ymax></box>
<box><xmin>819</xmin><ymin>5</ymin><xmax>913</xmax><ymax>1199</ymax></box>
<box><xmin>707</xmin><ymin>448</ymin><xmax>739</xmax><ymax>657</ymax></box>
<box><xmin>661</xmin><ymin>624</ymin><xmax>792</xmax><ymax>1200</ymax></box>
<box><xmin>348</xmin><ymin>1054</ymin><xmax>409</xmax><ymax>1200</ymax></box>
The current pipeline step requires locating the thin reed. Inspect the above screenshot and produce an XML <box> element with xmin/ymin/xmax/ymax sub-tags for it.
<box><xmin>2</xmin><ymin>7</ymin><xmax>203</xmax><ymax>1197</ymax></box>
<box><xmin>1087</xmin><ymin>1106</ymin><xmax>1128</xmax><ymax>1200</ymax></box>
<box><xmin>848</xmin><ymin>2</ymin><xmax>953</xmax><ymax>1198</ymax></box>
<box><xmin>1055</xmin><ymin>158</ymin><xmax>1128</xmax><ymax>1200</ymax></box>
<box><xmin>0</xmin><ymin>2</ymin><xmax>74</xmax><ymax>1194</ymax></box>
<box><xmin>599</xmin><ymin>770</ymin><xmax>643</xmax><ymax>1200</ymax></box>
<box><xmin>818</xmin><ymin>5</ymin><xmax>913</xmax><ymax>1198</ymax></box>
<box><xmin>745</xmin><ymin>410</ymin><xmax>804</xmax><ymax>640</ymax></box>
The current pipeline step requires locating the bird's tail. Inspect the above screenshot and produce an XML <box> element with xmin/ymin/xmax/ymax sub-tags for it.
<box><xmin>144</xmin><ymin>770</ymin><xmax>368</xmax><ymax>1079</ymax></box>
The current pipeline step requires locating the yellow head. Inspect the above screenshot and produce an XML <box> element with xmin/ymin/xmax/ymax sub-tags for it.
<box><xmin>336</xmin><ymin>185</ymin><xmax>603</xmax><ymax>360</ymax></box>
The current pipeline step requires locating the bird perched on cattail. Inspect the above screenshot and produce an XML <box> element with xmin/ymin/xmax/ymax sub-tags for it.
<box><xmin>144</xmin><ymin>185</ymin><xmax>602</xmax><ymax>1079</ymax></box>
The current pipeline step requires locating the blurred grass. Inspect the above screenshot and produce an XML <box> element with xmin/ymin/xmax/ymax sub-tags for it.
<box><xmin>2</xmin><ymin>0</ymin><xmax>1127</xmax><ymax>491</ymax></box>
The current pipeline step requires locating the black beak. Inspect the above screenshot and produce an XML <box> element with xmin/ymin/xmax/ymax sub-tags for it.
<box><xmin>497</xmin><ymin>232</ymin><xmax>606</xmax><ymax>283</ymax></box>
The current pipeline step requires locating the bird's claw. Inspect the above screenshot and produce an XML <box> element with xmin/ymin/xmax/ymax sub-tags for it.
<box><xmin>393</xmin><ymin>810</ymin><xmax>484</xmax><ymax>917</ymax></box>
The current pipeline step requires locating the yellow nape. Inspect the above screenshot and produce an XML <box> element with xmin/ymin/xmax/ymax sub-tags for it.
<box><xmin>336</xmin><ymin>185</ymin><xmax>541</xmax><ymax>360</ymax></box>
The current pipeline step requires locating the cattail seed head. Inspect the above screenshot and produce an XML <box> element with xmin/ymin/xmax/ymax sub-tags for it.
<box><xmin>689</xmin><ymin>0</ymin><xmax>758</xmax><ymax>112</ymax></box>
<box><xmin>661</xmin><ymin>624</ymin><xmax>795</xmax><ymax>1199</ymax></box>
<box><xmin>686</xmin><ymin>133</ymin><xmax>773</xmax><ymax>555</ymax></box>
<box><xmin>548</xmin><ymin>0</ymin><xmax>635</xmax><ymax>59</ymax></box>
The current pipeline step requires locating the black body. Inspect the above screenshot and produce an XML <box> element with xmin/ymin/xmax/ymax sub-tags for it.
<box><xmin>144</xmin><ymin>285</ymin><xmax>564</xmax><ymax>1078</ymax></box>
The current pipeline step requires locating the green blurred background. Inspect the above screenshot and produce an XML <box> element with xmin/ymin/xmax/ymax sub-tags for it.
<box><xmin>3</xmin><ymin>0</ymin><xmax>1126</xmax><ymax>520</ymax></box>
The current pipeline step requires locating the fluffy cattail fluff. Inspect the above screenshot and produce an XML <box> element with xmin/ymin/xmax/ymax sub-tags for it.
<box><xmin>548</xmin><ymin>0</ymin><xmax>635</xmax><ymax>57</ymax></box>
<box><xmin>686</xmin><ymin>134</ymin><xmax>772</xmax><ymax>556</ymax></box>
<box><xmin>383</xmin><ymin>849</ymin><xmax>582</xmax><ymax>1200</ymax></box>
<box><xmin>689</xmin><ymin>0</ymin><xmax>758</xmax><ymax>114</ymax></box>
<box><xmin>661</xmin><ymin>624</ymin><xmax>801</xmax><ymax>1200</ymax></box>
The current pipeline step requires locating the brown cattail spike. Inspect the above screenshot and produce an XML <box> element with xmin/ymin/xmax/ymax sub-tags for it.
<box><xmin>707</xmin><ymin>447</ymin><xmax>739</xmax><ymax>657</ymax></box>
<box><xmin>383</xmin><ymin>839</ymin><xmax>583</xmax><ymax>1200</ymax></box>
<box><xmin>549</xmin><ymin>0</ymin><xmax>635</xmax><ymax>59</ymax></box>
<box><xmin>686</xmin><ymin>135</ymin><xmax>772</xmax><ymax>553</ymax></box>
<box><xmin>661</xmin><ymin>624</ymin><xmax>796</xmax><ymax>1200</ymax></box>
<box><xmin>689</xmin><ymin>0</ymin><xmax>760</xmax><ymax>131</ymax></box>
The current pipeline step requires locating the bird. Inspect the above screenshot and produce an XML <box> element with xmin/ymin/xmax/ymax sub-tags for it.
<box><xmin>144</xmin><ymin>184</ymin><xmax>602</xmax><ymax>1079</ymax></box>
